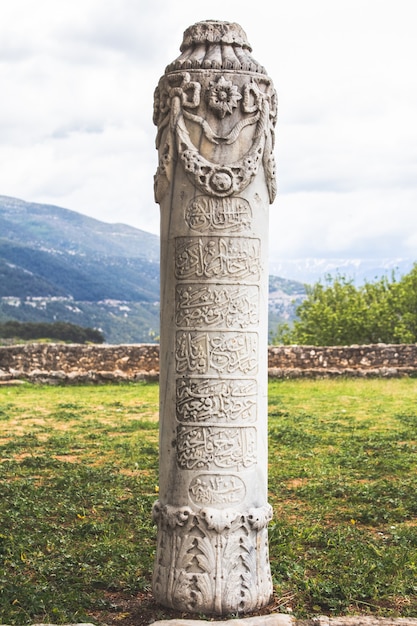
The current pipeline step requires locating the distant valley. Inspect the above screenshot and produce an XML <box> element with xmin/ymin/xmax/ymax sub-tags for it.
<box><xmin>3</xmin><ymin>195</ymin><xmax>411</xmax><ymax>344</ymax></box>
<box><xmin>0</xmin><ymin>195</ymin><xmax>305</xmax><ymax>343</ymax></box>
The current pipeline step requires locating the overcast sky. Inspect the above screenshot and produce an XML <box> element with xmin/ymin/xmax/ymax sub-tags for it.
<box><xmin>1</xmin><ymin>0</ymin><xmax>416</xmax><ymax>263</ymax></box>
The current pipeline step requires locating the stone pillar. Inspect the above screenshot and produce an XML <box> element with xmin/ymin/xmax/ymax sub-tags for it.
<box><xmin>152</xmin><ymin>20</ymin><xmax>277</xmax><ymax>615</ymax></box>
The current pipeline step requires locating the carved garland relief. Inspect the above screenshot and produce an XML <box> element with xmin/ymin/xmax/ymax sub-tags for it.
<box><xmin>154</xmin><ymin>72</ymin><xmax>277</xmax><ymax>203</ymax></box>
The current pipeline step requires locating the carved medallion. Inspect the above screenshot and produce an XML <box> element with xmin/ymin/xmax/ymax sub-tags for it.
<box><xmin>188</xmin><ymin>474</ymin><xmax>246</xmax><ymax>506</ymax></box>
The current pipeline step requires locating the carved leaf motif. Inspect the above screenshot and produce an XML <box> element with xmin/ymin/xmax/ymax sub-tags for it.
<box><xmin>225</xmin><ymin>532</ymin><xmax>257</xmax><ymax>605</ymax></box>
<box><xmin>153</xmin><ymin>505</ymin><xmax>273</xmax><ymax>612</ymax></box>
<box><xmin>194</xmin><ymin>534</ymin><xmax>217</xmax><ymax>575</ymax></box>
<box><xmin>194</xmin><ymin>573</ymin><xmax>214</xmax><ymax>608</ymax></box>
<box><xmin>175</xmin><ymin>535</ymin><xmax>199</xmax><ymax>571</ymax></box>
<box><xmin>171</xmin><ymin>570</ymin><xmax>194</xmax><ymax>610</ymax></box>
<box><xmin>225</xmin><ymin>571</ymin><xmax>256</xmax><ymax>609</ymax></box>
<box><xmin>222</xmin><ymin>534</ymin><xmax>246</xmax><ymax>573</ymax></box>
<box><xmin>164</xmin><ymin>504</ymin><xmax>192</xmax><ymax>528</ymax></box>
<box><xmin>239</xmin><ymin>533</ymin><xmax>257</xmax><ymax>574</ymax></box>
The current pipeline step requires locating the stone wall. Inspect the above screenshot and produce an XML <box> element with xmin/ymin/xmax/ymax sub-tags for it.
<box><xmin>0</xmin><ymin>344</ymin><xmax>160</xmax><ymax>384</ymax></box>
<box><xmin>0</xmin><ymin>343</ymin><xmax>416</xmax><ymax>384</ymax></box>
<box><xmin>268</xmin><ymin>344</ymin><xmax>417</xmax><ymax>378</ymax></box>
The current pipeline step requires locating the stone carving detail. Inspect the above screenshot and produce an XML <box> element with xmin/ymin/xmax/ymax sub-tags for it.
<box><xmin>176</xmin><ymin>284</ymin><xmax>259</xmax><ymax>329</ymax></box>
<box><xmin>176</xmin><ymin>425</ymin><xmax>257</xmax><ymax>470</ymax></box>
<box><xmin>166</xmin><ymin>21</ymin><xmax>267</xmax><ymax>74</ymax></box>
<box><xmin>207</xmin><ymin>75</ymin><xmax>242</xmax><ymax>118</ymax></box>
<box><xmin>175</xmin><ymin>237</ymin><xmax>260</xmax><ymax>281</ymax></box>
<box><xmin>185</xmin><ymin>196</ymin><xmax>252</xmax><ymax>233</ymax></box>
<box><xmin>152</xmin><ymin>502</ymin><xmax>273</xmax><ymax>614</ymax></box>
<box><xmin>176</xmin><ymin>378</ymin><xmax>257</xmax><ymax>423</ymax></box>
<box><xmin>153</xmin><ymin>20</ymin><xmax>275</xmax><ymax>615</ymax></box>
<box><xmin>188</xmin><ymin>474</ymin><xmax>246</xmax><ymax>506</ymax></box>
<box><xmin>154</xmin><ymin>70</ymin><xmax>277</xmax><ymax>202</ymax></box>
<box><xmin>175</xmin><ymin>331</ymin><xmax>258</xmax><ymax>375</ymax></box>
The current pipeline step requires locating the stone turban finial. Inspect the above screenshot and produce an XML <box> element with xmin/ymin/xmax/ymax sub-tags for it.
<box><xmin>165</xmin><ymin>20</ymin><xmax>267</xmax><ymax>74</ymax></box>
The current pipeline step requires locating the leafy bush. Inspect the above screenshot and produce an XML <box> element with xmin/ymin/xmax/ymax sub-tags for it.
<box><xmin>274</xmin><ymin>263</ymin><xmax>417</xmax><ymax>345</ymax></box>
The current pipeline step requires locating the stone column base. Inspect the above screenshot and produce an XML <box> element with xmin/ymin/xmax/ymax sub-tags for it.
<box><xmin>152</xmin><ymin>502</ymin><xmax>273</xmax><ymax>615</ymax></box>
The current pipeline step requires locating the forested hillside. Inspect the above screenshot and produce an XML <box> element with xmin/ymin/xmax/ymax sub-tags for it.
<box><xmin>0</xmin><ymin>195</ymin><xmax>305</xmax><ymax>343</ymax></box>
<box><xmin>0</xmin><ymin>195</ymin><xmax>160</xmax><ymax>342</ymax></box>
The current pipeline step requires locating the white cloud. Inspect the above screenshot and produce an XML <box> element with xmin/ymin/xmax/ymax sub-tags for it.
<box><xmin>0</xmin><ymin>0</ymin><xmax>417</xmax><ymax>263</ymax></box>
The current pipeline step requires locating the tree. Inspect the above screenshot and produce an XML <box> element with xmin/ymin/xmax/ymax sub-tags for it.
<box><xmin>273</xmin><ymin>264</ymin><xmax>417</xmax><ymax>346</ymax></box>
<box><xmin>0</xmin><ymin>321</ymin><xmax>104</xmax><ymax>344</ymax></box>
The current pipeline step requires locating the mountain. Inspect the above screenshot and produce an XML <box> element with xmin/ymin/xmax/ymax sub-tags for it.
<box><xmin>268</xmin><ymin>275</ymin><xmax>306</xmax><ymax>339</ymax></box>
<box><xmin>0</xmin><ymin>195</ymin><xmax>160</xmax><ymax>343</ymax></box>
<box><xmin>0</xmin><ymin>195</ymin><xmax>159</xmax><ymax>260</ymax></box>
<box><xmin>0</xmin><ymin>195</ymin><xmax>305</xmax><ymax>343</ymax></box>
<box><xmin>269</xmin><ymin>257</ymin><xmax>415</xmax><ymax>285</ymax></box>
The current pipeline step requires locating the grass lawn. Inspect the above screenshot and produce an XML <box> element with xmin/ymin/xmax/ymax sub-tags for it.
<box><xmin>1</xmin><ymin>378</ymin><xmax>416</xmax><ymax>624</ymax></box>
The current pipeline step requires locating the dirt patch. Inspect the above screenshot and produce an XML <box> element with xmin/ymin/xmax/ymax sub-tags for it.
<box><xmin>286</xmin><ymin>478</ymin><xmax>309</xmax><ymax>489</ymax></box>
<box><xmin>87</xmin><ymin>590</ymin><xmax>283</xmax><ymax>626</ymax></box>
<box><xmin>119</xmin><ymin>468</ymin><xmax>153</xmax><ymax>477</ymax></box>
<box><xmin>53</xmin><ymin>454</ymin><xmax>80</xmax><ymax>463</ymax></box>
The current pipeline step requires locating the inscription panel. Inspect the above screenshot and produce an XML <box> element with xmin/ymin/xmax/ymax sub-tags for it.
<box><xmin>176</xmin><ymin>378</ymin><xmax>257</xmax><ymax>423</ymax></box>
<box><xmin>175</xmin><ymin>331</ymin><xmax>258</xmax><ymax>376</ymax></box>
<box><xmin>176</xmin><ymin>425</ymin><xmax>257</xmax><ymax>470</ymax></box>
<box><xmin>185</xmin><ymin>196</ymin><xmax>252</xmax><ymax>232</ymax></box>
<box><xmin>189</xmin><ymin>474</ymin><xmax>246</xmax><ymax>506</ymax></box>
<box><xmin>175</xmin><ymin>236</ymin><xmax>261</xmax><ymax>281</ymax></box>
<box><xmin>176</xmin><ymin>284</ymin><xmax>259</xmax><ymax>329</ymax></box>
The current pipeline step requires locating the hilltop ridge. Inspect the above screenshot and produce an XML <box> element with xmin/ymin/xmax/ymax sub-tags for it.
<box><xmin>0</xmin><ymin>195</ymin><xmax>161</xmax><ymax>342</ymax></box>
<box><xmin>0</xmin><ymin>195</ymin><xmax>305</xmax><ymax>343</ymax></box>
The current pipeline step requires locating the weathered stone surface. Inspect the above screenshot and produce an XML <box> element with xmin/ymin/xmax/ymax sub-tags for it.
<box><xmin>0</xmin><ymin>343</ymin><xmax>160</xmax><ymax>383</ymax></box>
<box><xmin>149</xmin><ymin>617</ymin><xmax>417</xmax><ymax>626</ymax></box>
<box><xmin>151</xmin><ymin>615</ymin><xmax>294</xmax><ymax>626</ymax></box>
<box><xmin>306</xmin><ymin>618</ymin><xmax>417</xmax><ymax>626</ymax></box>
<box><xmin>152</xmin><ymin>19</ymin><xmax>277</xmax><ymax>616</ymax></box>
<box><xmin>268</xmin><ymin>344</ymin><xmax>417</xmax><ymax>375</ymax></box>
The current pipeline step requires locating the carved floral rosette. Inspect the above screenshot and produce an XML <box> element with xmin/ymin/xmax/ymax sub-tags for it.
<box><xmin>153</xmin><ymin>20</ymin><xmax>276</xmax><ymax>615</ymax></box>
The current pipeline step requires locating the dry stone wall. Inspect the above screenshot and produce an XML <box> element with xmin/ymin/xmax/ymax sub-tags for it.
<box><xmin>0</xmin><ymin>343</ymin><xmax>159</xmax><ymax>384</ymax></box>
<box><xmin>268</xmin><ymin>344</ymin><xmax>417</xmax><ymax>378</ymax></box>
<box><xmin>0</xmin><ymin>343</ymin><xmax>416</xmax><ymax>384</ymax></box>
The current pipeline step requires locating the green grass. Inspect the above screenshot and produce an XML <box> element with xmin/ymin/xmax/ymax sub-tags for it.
<box><xmin>1</xmin><ymin>379</ymin><xmax>417</xmax><ymax>623</ymax></box>
<box><xmin>268</xmin><ymin>378</ymin><xmax>417</xmax><ymax>616</ymax></box>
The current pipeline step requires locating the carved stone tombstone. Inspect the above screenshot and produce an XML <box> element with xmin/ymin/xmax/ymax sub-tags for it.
<box><xmin>152</xmin><ymin>20</ymin><xmax>277</xmax><ymax>615</ymax></box>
